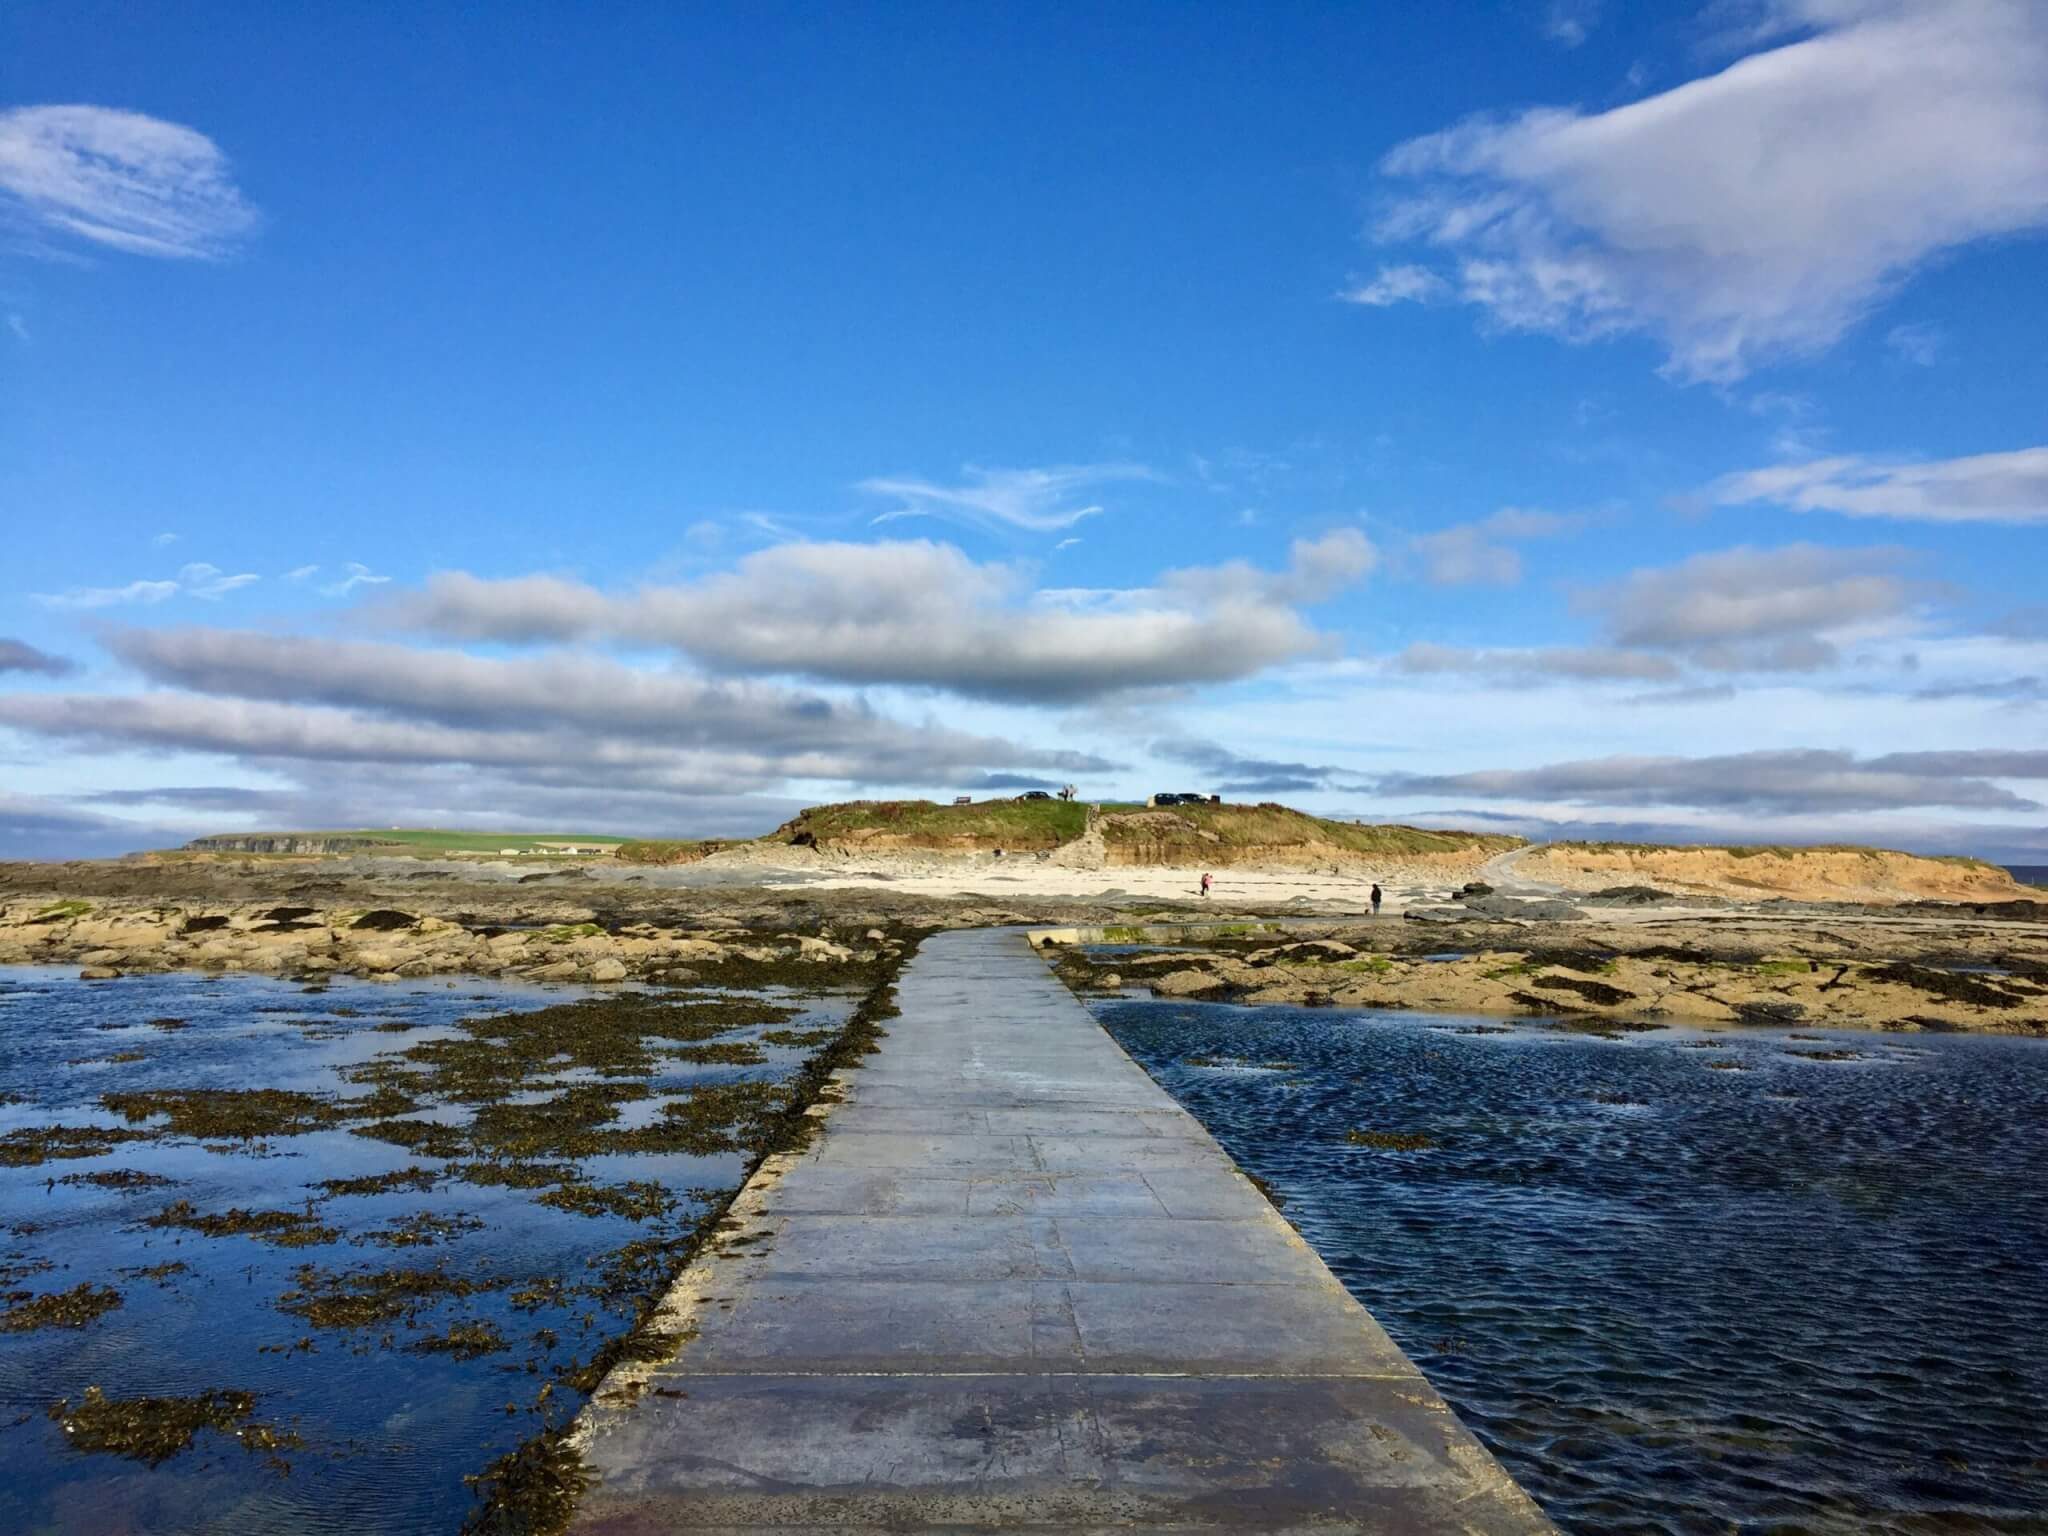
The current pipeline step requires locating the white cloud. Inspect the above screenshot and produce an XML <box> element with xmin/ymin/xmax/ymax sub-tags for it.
<box><xmin>1368</xmin><ymin>1</ymin><xmax>2048</xmax><ymax>380</ymax></box>
<box><xmin>0</xmin><ymin>105</ymin><xmax>257</xmax><ymax>259</ymax></box>
<box><xmin>320</xmin><ymin>562</ymin><xmax>391</xmax><ymax>597</ymax></box>
<box><xmin>1407</xmin><ymin>507</ymin><xmax>1581</xmax><ymax>586</ymax></box>
<box><xmin>1373</xmin><ymin>746</ymin><xmax>2038</xmax><ymax>814</ymax></box>
<box><xmin>1712</xmin><ymin>447</ymin><xmax>2048</xmax><ymax>525</ymax></box>
<box><xmin>375</xmin><ymin>535</ymin><xmax>1377</xmax><ymax>705</ymax></box>
<box><xmin>284</xmin><ymin>564</ymin><xmax>320</xmax><ymax>582</ymax></box>
<box><xmin>178</xmin><ymin>562</ymin><xmax>260</xmax><ymax>600</ymax></box>
<box><xmin>1338</xmin><ymin>264</ymin><xmax>1448</xmax><ymax>308</ymax></box>
<box><xmin>34</xmin><ymin>561</ymin><xmax>259</xmax><ymax>610</ymax></box>
<box><xmin>1584</xmin><ymin>543</ymin><xmax>1913</xmax><ymax>670</ymax></box>
<box><xmin>35</xmin><ymin>579</ymin><xmax>180</xmax><ymax>611</ymax></box>
<box><xmin>152</xmin><ymin>531</ymin><xmax>178</xmax><ymax>547</ymax></box>
<box><xmin>859</xmin><ymin>462</ymin><xmax>1155</xmax><ymax>533</ymax></box>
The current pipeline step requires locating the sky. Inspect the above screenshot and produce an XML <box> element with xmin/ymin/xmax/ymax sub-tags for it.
<box><xmin>3</xmin><ymin>0</ymin><xmax>2046</xmax><ymax>862</ymax></box>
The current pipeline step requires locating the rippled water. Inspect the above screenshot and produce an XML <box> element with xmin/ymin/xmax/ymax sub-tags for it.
<box><xmin>1091</xmin><ymin>994</ymin><xmax>2048</xmax><ymax>1535</ymax></box>
<box><xmin>0</xmin><ymin>966</ymin><xmax>845</xmax><ymax>1535</ymax></box>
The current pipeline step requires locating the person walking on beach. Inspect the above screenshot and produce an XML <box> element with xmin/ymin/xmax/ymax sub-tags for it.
<box><xmin>1370</xmin><ymin>882</ymin><xmax>1382</xmax><ymax>916</ymax></box>
<box><xmin>1200</xmin><ymin>872</ymin><xmax>1213</xmax><ymax>899</ymax></box>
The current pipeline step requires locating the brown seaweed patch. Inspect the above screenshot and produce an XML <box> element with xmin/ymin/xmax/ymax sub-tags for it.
<box><xmin>1524</xmin><ymin>973</ymin><xmax>1636</xmax><ymax>1007</ymax></box>
<box><xmin>278</xmin><ymin>1263</ymin><xmax>510</xmax><ymax>1330</ymax></box>
<box><xmin>102</xmin><ymin>1088</ymin><xmax>351</xmax><ymax>1140</ymax></box>
<box><xmin>461</xmin><ymin>1430</ymin><xmax>590</xmax><ymax>1536</ymax></box>
<box><xmin>148</xmin><ymin>1017</ymin><xmax>190</xmax><ymax>1031</ymax></box>
<box><xmin>1</xmin><ymin>1282</ymin><xmax>124</xmax><ymax>1331</ymax></box>
<box><xmin>759</xmin><ymin>1026</ymin><xmax>840</xmax><ymax>1048</ymax></box>
<box><xmin>144</xmin><ymin>1201</ymin><xmax>340</xmax><ymax>1248</ymax></box>
<box><xmin>535</xmin><ymin>1180</ymin><xmax>676</xmax><ymax>1221</ymax></box>
<box><xmin>408</xmin><ymin>1319</ymin><xmax>508</xmax><ymax>1359</ymax></box>
<box><xmin>355</xmin><ymin>1211</ymin><xmax>487</xmax><ymax>1248</ymax></box>
<box><xmin>0</xmin><ymin>1124</ymin><xmax>156</xmax><ymax>1168</ymax></box>
<box><xmin>351</xmin><ymin>1119</ymin><xmax>468</xmax><ymax>1159</ymax></box>
<box><xmin>666</xmin><ymin>1041</ymin><xmax>767</xmax><ymax>1066</ymax></box>
<box><xmin>1347</xmin><ymin>1129</ymin><xmax>1437</xmax><ymax>1151</ymax></box>
<box><xmin>119</xmin><ymin>1261</ymin><xmax>190</xmax><ymax>1286</ymax></box>
<box><xmin>1864</xmin><ymin>963</ymin><xmax>2025</xmax><ymax>1009</ymax></box>
<box><xmin>59</xmin><ymin>1168</ymin><xmax>180</xmax><ymax>1192</ymax></box>
<box><xmin>313</xmin><ymin>1166</ymin><xmax>442</xmax><ymax>1198</ymax></box>
<box><xmin>48</xmin><ymin>1385</ymin><xmax>299</xmax><ymax>1466</ymax></box>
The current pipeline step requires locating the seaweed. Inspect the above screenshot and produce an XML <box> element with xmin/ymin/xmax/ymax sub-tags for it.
<box><xmin>408</xmin><ymin>1320</ymin><xmax>508</xmax><ymax>1359</ymax></box>
<box><xmin>1524</xmin><ymin>973</ymin><xmax>1636</xmax><ymax>1007</ymax></box>
<box><xmin>351</xmin><ymin>909</ymin><xmax>419</xmax><ymax>932</ymax></box>
<box><xmin>47</xmin><ymin>1386</ymin><xmax>301</xmax><ymax>1467</ymax></box>
<box><xmin>313</xmin><ymin>1166</ymin><xmax>441</xmax><ymax>1197</ymax></box>
<box><xmin>1864</xmin><ymin>963</ymin><xmax>2025</xmax><ymax>1009</ymax></box>
<box><xmin>58</xmin><ymin>1168</ymin><xmax>180</xmax><ymax>1191</ymax></box>
<box><xmin>0</xmin><ymin>1282</ymin><xmax>124</xmax><ymax>1331</ymax></box>
<box><xmin>534</xmin><ymin>1180</ymin><xmax>676</xmax><ymax>1221</ymax></box>
<box><xmin>460</xmin><ymin>1431</ymin><xmax>591</xmax><ymax>1536</ymax></box>
<box><xmin>278</xmin><ymin>1263</ymin><xmax>510</xmax><ymax>1330</ymax></box>
<box><xmin>1347</xmin><ymin>1129</ymin><xmax>1437</xmax><ymax>1151</ymax></box>
<box><xmin>102</xmin><ymin>1088</ymin><xmax>351</xmax><ymax>1140</ymax></box>
<box><xmin>355</xmin><ymin>1211</ymin><xmax>487</xmax><ymax>1248</ymax></box>
<box><xmin>0</xmin><ymin>1124</ymin><xmax>156</xmax><ymax>1167</ymax></box>
<box><xmin>144</xmin><ymin>1201</ymin><xmax>340</xmax><ymax>1248</ymax></box>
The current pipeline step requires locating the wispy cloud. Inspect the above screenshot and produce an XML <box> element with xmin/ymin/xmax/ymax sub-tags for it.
<box><xmin>320</xmin><ymin>562</ymin><xmax>391</xmax><ymax>597</ymax></box>
<box><xmin>1339</xmin><ymin>264</ymin><xmax>1447</xmax><ymax>308</ymax></box>
<box><xmin>34</xmin><ymin>561</ymin><xmax>258</xmax><ymax>610</ymax></box>
<box><xmin>284</xmin><ymin>564</ymin><xmax>320</xmax><ymax>582</ymax></box>
<box><xmin>859</xmin><ymin>463</ymin><xmax>1155</xmax><ymax>534</ymax></box>
<box><xmin>1712</xmin><ymin>447</ymin><xmax>2048</xmax><ymax>525</ymax></box>
<box><xmin>1361</xmin><ymin>1</ymin><xmax>2048</xmax><ymax>381</ymax></box>
<box><xmin>1541</xmin><ymin>0</ymin><xmax>1602</xmax><ymax>48</ymax></box>
<box><xmin>0</xmin><ymin>105</ymin><xmax>258</xmax><ymax>260</ymax></box>
<box><xmin>1885</xmin><ymin>322</ymin><xmax>1944</xmax><ymax>367</ymax></box>
<box><xmin>1407</xmin><ymin>506</ymin><xmax>1583</xmax><ymax>587</ymax></box>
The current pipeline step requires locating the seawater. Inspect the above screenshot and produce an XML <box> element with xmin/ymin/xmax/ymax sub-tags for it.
<box><xmin>0</xmin><ymin>966</ymin><xmax>845</xmax><ymax>1535</ymax></box>
<box><xmin>1090</xmin><ymin>993</ymin><xmax>2048</xmax><ymax>1535</ymax></box>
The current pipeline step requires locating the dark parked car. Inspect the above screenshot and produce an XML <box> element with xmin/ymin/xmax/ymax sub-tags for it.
<box><xmin>1018</xmin><ymin>790</ymin><xmax>1053</xmax><ymax>800</ymax></box>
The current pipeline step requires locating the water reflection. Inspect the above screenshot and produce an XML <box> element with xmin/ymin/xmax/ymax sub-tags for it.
<box><xmin>0</xmin><ymin>966</ymin><xmax>846</xmax><ymax>1534</ymax></box>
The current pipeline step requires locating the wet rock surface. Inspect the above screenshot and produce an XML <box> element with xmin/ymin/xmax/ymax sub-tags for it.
<box><xmin>1051</xmin><ymin>914</ymin><xmax>2048</xmax><ymax>1034</ymax></box>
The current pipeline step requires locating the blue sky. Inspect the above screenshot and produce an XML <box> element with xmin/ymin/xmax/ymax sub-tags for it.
<box><xmin>3</xmin><ymin>0</ymin><xmax>2046</xmax><ymax>860</ymax></box>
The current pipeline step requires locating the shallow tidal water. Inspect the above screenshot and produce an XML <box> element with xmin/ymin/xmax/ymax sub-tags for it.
<box><xmin>1091</xmin><ymin>992</ymin><xmax>2048</xmax><ymax>1536</ymax></box>
<box><xmin>0</xmin><ymin>965</ymin><xmax>848</xmax><ymax>1535</ymax></box>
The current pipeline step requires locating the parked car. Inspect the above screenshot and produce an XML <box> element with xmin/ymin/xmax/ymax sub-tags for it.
<box><xmin>1018</xmin><ymin>790</ymin><xmax>1053</xmax><ymax>801</ymax></box>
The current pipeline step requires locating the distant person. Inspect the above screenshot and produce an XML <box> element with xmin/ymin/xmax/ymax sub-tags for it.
<box><xmin>1370</xmin><ymin>883</ymin><xmax>1383</xmax><ymax>916</ymax></box>
<box><xmin>1200</xmin><ymin>872</ymin><xmax>1213</xmax><ymax>899</ymax></box>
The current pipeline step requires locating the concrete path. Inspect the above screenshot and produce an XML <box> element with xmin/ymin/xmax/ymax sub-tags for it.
<box><xmin>569</xmin><ymin>928</ymin><xmax>1554</xmax><ymax>1534</ymax></box>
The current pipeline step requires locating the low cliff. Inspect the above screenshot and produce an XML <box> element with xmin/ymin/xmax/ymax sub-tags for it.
<box><xmin>1521</xmin><ymin>842</ymin><xmax>2025</xmax><ymax>903</ymax></box>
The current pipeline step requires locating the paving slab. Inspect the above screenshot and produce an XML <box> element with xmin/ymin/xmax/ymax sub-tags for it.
<box><xmin>569</xmin><ymin>927</ymin><xmax>1556</xmax><ymax>1533</ymax></box>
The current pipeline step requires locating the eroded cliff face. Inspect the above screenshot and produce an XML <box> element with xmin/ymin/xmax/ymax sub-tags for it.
<box><xmin>1518</xmin><ymin>844</ymin><xmax>2024</xmax><ymax>903</ymax></box>
<box><xmin>182</xmin><ymin>836</ymin><xmax>400</xmax><ymax>855</ymax></box>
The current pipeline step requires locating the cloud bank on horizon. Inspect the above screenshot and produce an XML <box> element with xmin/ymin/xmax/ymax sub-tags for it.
<box><xmin>2</xmin><ymin>0</ymin><xmax>2045</xmax><ymax>862</ymax></box>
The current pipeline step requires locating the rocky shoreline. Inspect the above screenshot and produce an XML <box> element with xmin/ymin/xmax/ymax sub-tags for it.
<box><xmin>1043</xmin><ymin>912</ymin><xmax>2048</xmax><ymax>1035</ymax></box>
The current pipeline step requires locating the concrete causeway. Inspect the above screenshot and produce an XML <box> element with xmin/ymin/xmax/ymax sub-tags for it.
<box><xmin>569</xmin><ymin>927</ymin><xmax>1554</xmax><ymax>1533</ymax></box>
